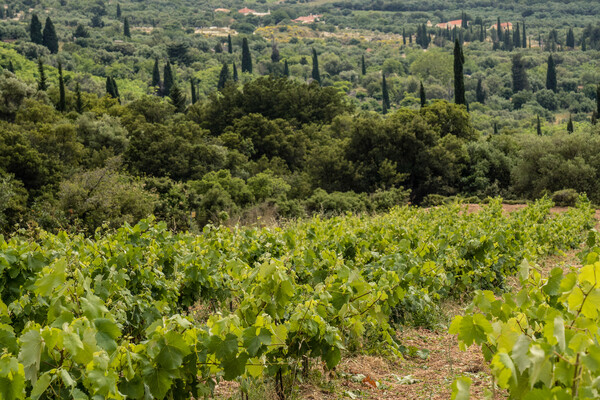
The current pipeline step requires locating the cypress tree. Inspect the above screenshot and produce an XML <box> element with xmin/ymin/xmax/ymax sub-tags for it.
<box><xmin>503</xmin><ymin>26</ymin><xmax>512</xmax><ymax>51</ymax></box>
<box><xmin>37</xmin><ymin>58</ymin><xmax>47</xmax><ymax>91</ymax></box>
<box><xmin>190</xmin><ymin>79</ymin><xmax>197</xmax><ymax>104</ymax></box>
<box><xmin>476</xmin><ymin>78</ymin><xmax>485</xmax><ymax>103</ymax></box>
<box><xmin>493</xmin><ymin>122</ymin><xmax>498</xmax><ymax>134</ymax></box>
<box><xmin>567</xmin><ymin>115</ymin><xmax>574</xmax><ymax>133</ymax></box>
<box><xmin>566</xmin><ymin>28</ymin><xmax>575</xmax><ymax>48</ymax></box>
<box><xmin>30</xmin><ymin>14</ymin><xmax>43</xmax><ymax>44</ymax></box>
<box><xmin>123</xmin><ymin>17</ymin><xmax>131</xmax><ymax>38</ymax></box>
<box><xmin>217</xmin><ymin>63</ymin><xmax>229</xmax><ymax>89</ymax></box>
<box><xmin>522</xmin><ymin>21</ymin><xmax>527</xmax><ymax>48</ymax></box>
<box><xmin>479</xmin><ymin>24</ymin><xmax>485</xmax><ymax>42</ymax></box>
<box><xmin>596</xmin><ymin>83</ymin><xmax>600</xmax><ymax>116</ymax></box>
<box><xmin>453</xmin><ymin>40</ymin><xmax>466</xmax><ymax>105</ymax></box>
<box><xmin>232</xmin><ymin>62</ymin><xmax>238</xmax><ymax>82</ymax></box>
<box><xmin>57</xmin><ymin>62</ymin><xmax>66</xmax><ymax>112</ymax></box>
<box><xmin>271</xmin><ymin>42</ymin><xmax>280</xmax><ymax>63</ymax></box>
<box><xmin>402</xmin><ymin>28</ymin><xmax>406</xmax><ymax>45</ymax></box>
<box><xmin>75</xmin><ymin>82</ymin><xmax>83</xmax><ymax>113</ymax></box>
<box><xmin>42</xmin><ymin>17</ymin><xmax>59</xmax><ymax>54</ymax></box>
<box><xmin>513</xmin><ymin>23</ymin><xmax>520</xmax><ymax>48</ymax></box>
<box><xmin>592</xmin><ymin>112</ymin><xmax>597</xmax><ymax>126</ymax></box>
<box><xmin>511</xmin><ymin>53</ymin><xmax>529</xmax><ymax>92</ymax></box>
<box><xmin>311</xmin><ymin>48</ymin><xmax>320</xmax><ymax>84</ymax></box>
<box><xmin>241</xmin><ymin>38</ymin><xmax>252</xmax><ymax>73</ymax></box>
<box><xmin>497</xmin><ymin>17</ymin><xmax>502</xmax><ymax>42</ymax></box>
<box><xmin>227</xmin><ymin>34</ymin><xmax>233</xmax><ymax>54</ymax></box>
<box><xmin>111</xmin><ymin>77</ymin><xmax>120</xmax><ymax>100</ymax></box>
<box><xmin>546</xmin><ymin>55</ymin><xmax>557</xmax><ymax>92</ymax></box>
<box><xmin>7</xmin><ymin>61</ymin><xmax>14</xmax><ymax>73</ymax></box>
<box><xmin>152</xmin><ymin>59</ymin><xmax>161</xmax><ymax>90</ymax></box>
<box><xmin>536</xmin><ymin>116</ymin><xmax>542</xmax><ymax>135</ymax></box>
<box><xmin>116</xmin><ymin>3</ymin><xmax>121</xmax><ymax>19</ymax></box>
<box><xmin>461</xmin><ymin>11</ymin><xmax>467</xmax><ymax>29</ymax></box>
<box><xmin>106</xmin><ymin>76</ymin><xmax>115</xmax><ymax>98</ymax></box>
<box><xmin>361</xmin><ymin>55</ymin><xmax>366</xmax><ymax>75</ymax></box>
<box><xmin>582</xmin><ymin>37</ymin><xmax>587</xmax><ymax>52</ymax></box>
<box><xmin>163</xmin><ymin>61</ymin><xmax>174</xmax><ymax>96</ymax></box>
<box><xmin>169</xmin><ymin>84</ymin><xmax>186</xmax><ymax>113</ymax></box>
<box><xmin>419</xmin><ymin>81</ymin><xmax>426</xmax><ymax>108</ymax></box>
<box><xmin>283</xmin><ymin>60</ymin><xmax>289</xmax><ymax>77</ymax></box>
<box><xmin>382</xmin><ymin>74</ymin><xmax>390</xmax><ymax>114</ymax></box>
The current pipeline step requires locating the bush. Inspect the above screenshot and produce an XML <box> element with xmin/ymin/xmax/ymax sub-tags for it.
<box><xmin>552</xmin><ymin>189</ymin><xmax>579</xmax><ymax>207</ymax></box>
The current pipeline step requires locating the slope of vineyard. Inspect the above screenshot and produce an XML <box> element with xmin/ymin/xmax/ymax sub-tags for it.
<box><xmin>0</xmin><ymin>197</ymin><xmax>594</xmax><ymax>399</ymax></box>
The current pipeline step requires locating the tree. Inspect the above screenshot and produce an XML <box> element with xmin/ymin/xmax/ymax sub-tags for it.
<box><xmin>227</xmin><ymin>34</ymin><xmax>233</xmax><ymax>54</ymax></box>
<box><xmin>7</xmin><ymin>61</ymin><xmax>14</xmax><ymax>73</ymax></box>
<box><xmin>232</xmin><ymin>62</ymin><xmax>238</xmax><ymax>82</ymax></box>
<box><xmin>546</xmin><ymin>55</ymin><xmax>557</xmax><ymax>92</ymax></box>
<box><xmin>271</xmin><ymin>42</ymin><xmax>280</xmax><ymax>63</ymax></box>
<box><xmin>493</xmin><ymin>122</ymin><xmax>498</xmax><ymax>134</ymax></box>
<box><xmin>190</xmin><ymin>79</ymin><xmax>197</xmax><ymax>104</ymax></box>
<box><xmin>57</xmin><ymin>62</ymin><xmax>66</xmax><ymax>111</ymax></box>
<box><xmin>312</xmin><ymin>48</ymin><xmax>320</xmax><ymax>84</ymax></box>
<box><xmin>241</xmin><ymin>38</ymin><xmax>252</xmax><ymax>73</ymax></box>
<box><xmin>497</xmin><ymin>17</ymin><xmax>502</xmax><ymax>42</ymax></box>
<box><xmin>75</xmin><ymin>82</ymin><xmax>83</xmax><ymax>113</ymax></box>
<box><xmin>37</xmin><ymin>58</ymin><xmax>47</xmax><ymax>91</ymax></box>
<box><xmin>283</xmin><ymin>60</ymin><xmax>289</xmax><ymax>77</ymax></box>
<box><xmin>30</xmin><ymin>14</ymin><xmax>43</xmax><ymax>44</ymax></box>
<box><xmin>566</xmin><ymin>28</ymin><xmax>575</xmax><ymax>48</ymax></box>
<box><xmin>123</xmin><ymin>17</ymin><xmax>131</xmax><ymax>38</ymax></box>
<box><xmin>536</xmin><ymin>116</ymin><xmax>542</xmax><ymax>135</ymax></box>
<box><xmin>582</xmin><ymin>37</ymin><xmax>587</xmax><ymax>52</ymax></box>
<box><xmin>567</xmin><ymin>115</ymin><xmax>574</xmax><ymax>133</ymax></box>
<box><xmin>511</xmin><ymin>53</ymin><xmax>529</xmax><ymax>93</ymax></box>
<box><xmin>461</xmin><ymin>11</ymin><xmax>468</xmax><ymax>29</ymax></box>
<box><xmin>453</xmin><ymin>40</ymin><xmax>466</xmax><ymax>105</ymax></box>
<box><xmin>217</xmin><ymin>63</ymin><xmax>229</xmax><ymax>90</ymax></box>
<box><xmin>116</xmin><ymin>3</ymin><xmax>121</xmax><ymax>18</ymax></box>
<box><xmin>513</xmin><ymin>23</ymin><xmax>520</xmax><ymax>48</ymax></box>
<box><xmin>381</xmin><ymin>74</ymin><xmax>390</xmax><ymax>114</ymax></box>
<box><xmin>419</xmin><ymin>81</ymin><xmax>426</xmax><ymax>108</ymax></box>
<box><xmin>361</xmin><ymin>55</ymin><xmax>366</xmax><ymax>75</ymax></box>
<box><xmin>522</xmin><ymin>21</ymin><xmax>527</xmax><ymax>48</ymax></box>
<box><xmin>476</xmin><ymin>78</ymin><xmax>485</xmax><ymax>104</ymax></box>
<box><xmin>74</xmin><ymin>24</ymin><xmax>89</xmax><ymax>38</ymax></box>
<box><xmin>163</xmin><ymin>61</ymin><xmax>174</xmax><ymax>96</ymax></box>
<box><xmin>169</xmin><ymin>84</ymin><xmax>186</xmax><ymax>113</ymax></box>
<box><xmin>42</xmin><ymin>17</ymin><xmax>59</xmax><ymax>54</ymax></box>
<box><xmin>152</xmin><ymin>59</ymin><xmax>161</xmax><ymax>91</ymax></box>
<box><xmin>596</xmin><ymin>84</ymin><xmax>600</xmax><ymax>118</ymax></box>
<box><xmin>106</xmin><ymin>76</ymin><xmax>117</xmax><ymax>98</ymax></box>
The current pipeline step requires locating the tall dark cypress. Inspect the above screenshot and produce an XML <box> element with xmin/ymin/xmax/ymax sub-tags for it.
<box><xmin>361</xmin><ymin>55</ymin><xmax>366</xmax><ymax>75</ymax></box>
<box><xmin>217</xmin><ymin>63</ymin><xmax>229</xmax><ymax>90</ymax></box>
<box><xmin>271</xmin><ymin>42</ymin><xmax>280</xmax><ymax>63</ymax></box>
<box><xmin>513</xmin><ymin>23</ymin><xmax>520</xmax><ymax>48</ymax></box>
<box><xmin>123</xmin><ymin>17</ymin><xmax>131</xmax><ymax>38</ymax></box>
<box><xmin>311</xmin><ymin>48</ymin><xmax>320</xmax><ymax>84</ymax></box>
<box><xmin>163</xmin><ymin>61</ymin><xmax>174</xmax><ymax>96</ymax></box>
<box><xmin>596</xmin><ymin>84</ymin><xmax>600</xmax><ymax>118</ymax></box>
<box><xmin>169</xmin><ymin>84</ymin><xmax>186</xmax><ymax>113</ymax></box>
<box><xmin>537</xmin><ymin>116</ymin><xmax>542</xmax><ymax>135</ymax></box>
<box><xmin>283</xmin><ymin>60</ymin><xmax>289</xmax><ymax>77</ymax></box>
<box><xmin>493</xmin><ymin>122</ymin><xmax>498</xmax><ymax>135</ymax></box>
<box><xmin>476</xmin><ymin>78</ymin><xmax>485</xmax><ymax>104</ymax></box>
<box><xmin>522</xmin><ymin>21</ymin><xmax>527</xmax><ymax>48</ymax></box>
<box><xmin>241</xmin><ymin>38</ymin><xmax>252</xmax><ymax>73</ymax></box>
<box><xmin>152</xmin><ymin>59</ymin><xmax>161</xmax><ymax>90</ymax></box>
<box><xmin>402</xmin><ymin>28</ymin><xmax>406</xmax><ymax>45</ymax></box>
<box><xmin>419</xmin><ymin>81</ymin><xmax>426</xmax><ymax>108</ymax></box>
<box><xmin>511</xmin><ymin>53</ymin><xmax>529</xmax><ymax>92</ymax></box>
<box><xmin>232</xmin><ymin>62</ymin><xmax>238</xmax><ymax>82</ymax></box>
<box><xmin>461</xmin><ymin>11</ymin><xmax>467</xmax><ymax>29</ymax></box>
<box><xmin>42</xmin><ymin>17</ymin><xmax>59</xmax><ymax>54</ymax></box>
<box><xmin>546</xmin><ymin>55</ymin><xmax>557</xmax><ymax>92</ymax></box>
<box><xmin>190</xmin><ymin>79</ymin><xmax>197</xmax><ymax>104</ymax></box>
<box><xmin>567</xmin><ymin>115</ymin><xmax>574</xmax><ymax>133</ymax></box>
<box><xmin>116</xmin><ymin>3</ymin><xmax>121</xmax><ymax>19</ymax></box>
<box><xmin>37</xmin><ymin>58</ymin><xmax>47</xmax><ymax>91</ymax></box>
<box><xmin>7</xmin><ymin>61</ymin><xmax>14</xmax><ymax>73</ymax></box>
<box><xmin>227</xmin><ymin>34</ymin><xmax>233</xmax><ymax>54</ymax></box>
<box><xmin>566</xmin><ymin>28</ymin><xmax>575</xmax><ymax>48</ymax></box>
<box><xmin>382</xmin><ymin>74</ymin><xmax>390</xmax><ymax>114</ymax></box>
<box><xmin>75</xmin><ymin>82</ymin><xmax>83</xmax><ymax>113</ymax></box>
<box><xmin>497</xmin><ymin>17</ymin><xmax>502</xmax><ymax>42</ymax></box>
<box><xmin>30</xmin><ymin>14</ymin><xmax>43</xmax><ymax>44</ymax></box>
<box><xmin>111</xmin><ymin>77</ymin><xmax>120</xmax><ymax>100</ymax></box>
<box><xmin>57</xmin><ymin>62</ymin><xmax>66</xmax><ymax>112</ymax></box>
<box><xmin>453</xmin><ymin>40</ymin><xmax>466</xmax><ymax>105</ymax></box>
<box><xmin>582</xmin><ymin>37</ymin><xmax>587</xmax><ymax>52</ymax></box>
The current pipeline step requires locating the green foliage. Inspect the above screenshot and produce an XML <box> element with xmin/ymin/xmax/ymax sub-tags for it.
<box><xmin>41</xmin><ymin>17</ymin><xmax>58</xmax><ymax>54</ymax></box>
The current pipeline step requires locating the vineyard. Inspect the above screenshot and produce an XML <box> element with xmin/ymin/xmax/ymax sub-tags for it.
<box><xmin>0</xmin><ymin>198</ymin><xmax>595</xmax><ymax>399</ymax></box>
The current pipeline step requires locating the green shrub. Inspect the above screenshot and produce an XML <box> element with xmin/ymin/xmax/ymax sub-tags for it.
<box><xmin>552</xmin><ymin>188</ymin><xmax>579</xmax><ymax>207</ymax></box>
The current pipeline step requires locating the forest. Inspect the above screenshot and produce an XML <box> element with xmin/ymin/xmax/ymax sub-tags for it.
<box><xmin>0</xmin><ymin>0</ymin><xmax>599</xmax><ymax>235</ymax></box>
